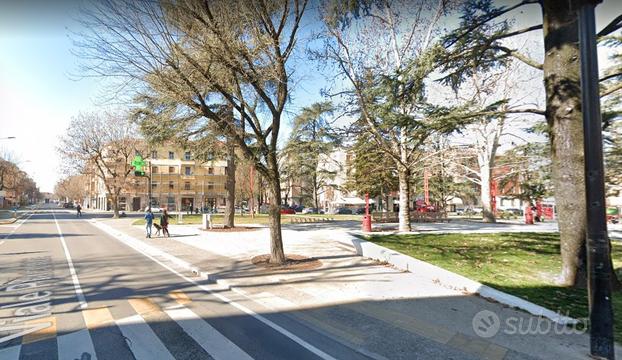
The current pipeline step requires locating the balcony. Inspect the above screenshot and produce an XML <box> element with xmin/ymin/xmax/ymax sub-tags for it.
<box><xmin>181</xmin><ymin>175</ymin><xmax>195</xmax><ymax>180</ymax></box>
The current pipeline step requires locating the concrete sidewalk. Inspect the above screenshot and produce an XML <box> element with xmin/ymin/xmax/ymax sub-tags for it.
<box><xmin>93</xmin><ymin>217</ymin><xmax>616</xmax><ymax>360</ymax></box>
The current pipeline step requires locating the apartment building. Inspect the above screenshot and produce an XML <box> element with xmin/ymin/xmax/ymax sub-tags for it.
<box><xmin>86</xmin><ymin>146</ymin><xmax>228</xmax><ymax>212</ymax></box>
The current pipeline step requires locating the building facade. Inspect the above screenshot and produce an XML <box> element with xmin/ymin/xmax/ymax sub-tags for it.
<box><xmin>86</xmin><ymin>146</ymin><xmax>228</xmax><ymax>212</ymax></box>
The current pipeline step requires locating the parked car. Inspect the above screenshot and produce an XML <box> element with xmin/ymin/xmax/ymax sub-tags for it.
<box><xmin>504</xmin><ymin>208</ymin><xmax>523</xmax><ymax>216</ymax></box>
<box><xmin>333</xmin><ymin>207</ymin><xmax>353</xmax><ymax>215</ymax></box>
<box><xmin>144</xmin><ymin>206</ymin><xmax>163</xmax><ymax>213</ymax></box>
<box><xmin>355</xmin><ymin>207</ymin><xmax>367</xmax><ymax>215</ymax></box>
<box><xmin>289</xmin><ymin>204</ymin><xmax>304</xmax><ymax>212</ymax></box>
<box><xmin>280</xmin><ymin>206</ymin><xmax>296</xmax><ymax>215</ymax></box>
<box><xmin>63</xmin><ymin>202</ymin><xmax>74</xmax><ymax>209</ymax></box>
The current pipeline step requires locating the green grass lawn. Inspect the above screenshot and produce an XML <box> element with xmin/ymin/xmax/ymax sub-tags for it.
<box><xmin>366</xmin><ymin>232</ymin><xmax>622</xmax><ymax>338</ymax></box>
<box><xmin>132</xmin><ymin>213</ymin><xmax>363</xmax><ymax>225</ymax></box>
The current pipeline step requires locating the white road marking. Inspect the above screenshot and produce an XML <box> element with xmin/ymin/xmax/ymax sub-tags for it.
<box><xmin>90</xmin><ymin>220</ymin><xmax>338</xmax><ymax>360</ymax></box>
<box><xmin>52</xmin><ymin>212</ymin><xmax>88</xmax><ymax>309</ymax></box>
<box><xmin>57</xmin><ymin>328</ymin><xmax>98</xmax><ymax>360</ymax></box>
<box><xmin>164</xmin><ymin>306</ymin><xmax>253</xmax><ymax>360</ymax></box>
<box><xmin>1</xmin><ymin>213</ymin><xmax>33</xmax><ymax>240</ymax></box>
<box><xmin>116</xmin><ymin>314</ymin><xmax>175</xmax><ymax>360</ymax></box>
<box><xmin>0</xmin><ymin>344</ymin><xmax>20</xmax><ymax>359</ymax></box>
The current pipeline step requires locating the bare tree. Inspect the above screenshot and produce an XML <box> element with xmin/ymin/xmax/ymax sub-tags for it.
<box><xmin>316</xmin><ymin>0</ymin><xmax>465</xmax><ymax>232</ymax></box>
<box><xmin>74</xmin><ymin>0</ymin><xmax>308</xmax><ymax>264</ymax></box>
<box><xmin>446</xmin><ymin>61</ymin><xmax>539</xmax><ymax>222</ymax></box>
<box><xmin>58</xmin><ymin>112</ymin><xmax>143</xmax><ymax>218</ymax></box>
<box><xmin>54</xmin><ymin>175</ymin><xmax>87</xmax><ymax>203</ymax></box>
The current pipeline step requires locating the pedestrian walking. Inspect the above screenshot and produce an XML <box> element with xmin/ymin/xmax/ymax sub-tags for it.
<box><xmin>76</xmin><ymin>204</ymin><xmax>82</xmax><ymax>218</ymax></box>
<box><xmin>144</xmin><ymin>209</ymin><xmax>154</xmax><ymax>238</ymax></box>
<box><xmin>161</xmin><ymin>209</ymin><xmax>170</xmax><ymax>237</ymax></box>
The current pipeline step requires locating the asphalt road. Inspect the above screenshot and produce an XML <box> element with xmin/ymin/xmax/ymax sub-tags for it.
<box><xmin>0</xmin><ymin>206</ymin><xmax>382</xmax><ymax>360</ymax></box>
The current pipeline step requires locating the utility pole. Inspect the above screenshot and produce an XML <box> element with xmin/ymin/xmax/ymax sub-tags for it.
<box><xmin>147</xmin><ymin>159</ymin><xmax>152</xmax><ymax>212</ymax></box>
<box><xmin>575</xmin><ymin>0</ymin><xmax>615</xmax><ymax>358</ymax></box>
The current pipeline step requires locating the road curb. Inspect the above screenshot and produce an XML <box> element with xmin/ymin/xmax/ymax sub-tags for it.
<box><xmin>334</xmin><ymin>232</ymin><xmax>578</xmax><ymax>326</ymax></box>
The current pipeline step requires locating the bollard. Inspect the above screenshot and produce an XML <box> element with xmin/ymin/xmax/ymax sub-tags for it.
<box><xmin>362</xmin><ymin>215</ymin><xmax>372</xmax><ymax>232</ymax></box>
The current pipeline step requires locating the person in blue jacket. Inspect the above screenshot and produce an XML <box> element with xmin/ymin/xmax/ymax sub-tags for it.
<box><xmin>144</xmin><ymin>209</ymin><xmax>154</xmax><ymax>238</ymax></box>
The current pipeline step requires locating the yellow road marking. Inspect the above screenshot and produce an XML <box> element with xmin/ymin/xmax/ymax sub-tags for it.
<box><xmin>293</xmin><ymin>311</ymin><xmax>366</xmax><ymax>346</ymax></box>
<box><xmin>347</xmin><ymin>302</ymin><xmax>455</xmax><ymax>344</ymax></box>
<box><xmin>169</xmin><ymin>291</ymin><xmax>191</xmax><ymax>305</ymax></box>
<box><xmin>22</xmin><ymin>316</ymin><xmax>56</xmax><ymax>344</ymax></box>
<box><xmin>128</xmin><ymin>298</ymin><xmax>160</xmax><ymax>315</ymax></box>
<box><xmin>82</xmin><ymin>307</ymin><xmax>114</xmax><ymax>330</ymax></box>
<box><xmin>448</xmin><ymin>333</ymin><xmax>508</xmax><ymax>360</ymax></box>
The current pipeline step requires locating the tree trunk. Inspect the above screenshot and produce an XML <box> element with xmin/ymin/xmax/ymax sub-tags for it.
<box><xmin>313</xmin><ymin>174</ymin><xmax>319</xmax><ymax>211</ymax></box>
<box><xmin>267</xmin><ymin>166</ymin><xmax>286</xmax><ymax>264</ymax></box>
<box><xmin>111</xmin><ymin>193</ymin><xmax>119</xmax><ymax>218</ymax></box>
<box><xmin>479</xmin><ymin>162</ymin><xmax>496</xmax><ymax>223</ymax></box>
<box><xmin>397</xmin><ymin>166</ymin><xmax>412</xmax><ymax>232</ymax></box>
<box><xmin>223</xmin><ymin>143</ymin><xmax>236</xmax><ymax>228</ymax></box>
<box><xmin>542</xmin><ymin>1</ymin><xmax>587</xmax><ymax>287</ymax></box>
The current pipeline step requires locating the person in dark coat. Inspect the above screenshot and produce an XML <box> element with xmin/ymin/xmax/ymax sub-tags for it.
<box><xmin>161</xmin><ymin>209</ymin><xmax>171</xmax><ymax>237</ymax></box>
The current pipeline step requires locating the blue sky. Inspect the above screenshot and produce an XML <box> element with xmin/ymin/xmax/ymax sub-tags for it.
<box><xmin>0</xmin><ymin>1</ymin><xmax>620</xmax><ymax>193</ymax></box>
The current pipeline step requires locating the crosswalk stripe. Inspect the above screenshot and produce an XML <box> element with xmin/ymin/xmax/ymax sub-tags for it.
<box><xmin>57</xmin><ymin>329</ymin><xmax>98</xmax><ymax>360</ymax></box>
<box><xmin>82</xmin><ymin>307</ymin><xmax>115</xmax><ymax>330</ymax></box>
<box><xmin>0</xmin><ymin>344</ymin><xmax>20</xmax><ymax>360</ymax></box>
<box><xmin>169</xmin><ymin>290</ymin><xmax>191</xmax><ymax>305</ymax></box>
<box><xmin>21</xmin><ymin>316</ymin><xmax>56</xmax><ymax>345</ymax></box>
<box><xmin>116</xmin><ymin>314</ymin><xmax>175</xmax><ymax>360</ymax></box>
<box><xmin>164</xmin><ymin>305</ymin><xmax>254</xmax><ymax>360</ymax></box>
<box><xmin>128</xmin><ymin>298</ymin><xmax>159</xmax><ymax>315</ymax></box>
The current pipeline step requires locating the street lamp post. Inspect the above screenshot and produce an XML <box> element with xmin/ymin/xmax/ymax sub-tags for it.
<box><xmin>576</xmin><ymin>0</ymin><xmax>615</xmax><ymax>358</ymax></box>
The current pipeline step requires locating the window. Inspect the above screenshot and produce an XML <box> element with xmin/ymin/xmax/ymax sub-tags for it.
<box><xmin>184</xmin><ymin>182</ymin><xmax>191</xmax><ymax>190</ymax></box>
<box><xmin>208</xmin><ymin>167</ymin><xmax>214</xmax><ymax>175</ymax></box>
<box><xmin>207</xmin><ymin>182</ymin><xmax>214</xmax><ymax>190</ymax></box>
<box><xmin>151</xmin><ymin>183</ymin><xmax>157</xmax><ymax>189</ymax></box>
<box><xmin>168</xmin><ymin>151</ymin><xmax>174</xmax><ymax>160</ymax></box>
<box><xmin>169</xmin><ymin>166</ymin><xmax>175</xmax><ymax>173</ymax></box>
<box><xmin>184</xmin><ymin>151</ymin><xmax>191</xmax><ymax>160</ymax></box>
<box><xmin>151</xmin><ymin>150</ymin><xmax>158</xmax><ymax>159</ymax></box>
<box><xmin>185</xmin><ymin>166</ymin><xmax>191</xmax><ymax>175</ymax></box>
<box><xmin>169</xmin><ymin>182</ymin><xmax>174</xmax><ymax>190</ymax></box>
<box><xmin>152</xmin><ymin>166</ymin><xmax>158</xmax><ymax>174</ymax></box>
<box><xmin>224</xmin><ymin>166</ymin><xmax>228</xmax><ymax>175</ymax></box>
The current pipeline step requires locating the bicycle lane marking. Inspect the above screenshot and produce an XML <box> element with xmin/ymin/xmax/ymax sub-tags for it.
<box><xmin>52</xmin><ymin>211</ymin><xmax>88</xmax><ymax>309</ymax></box>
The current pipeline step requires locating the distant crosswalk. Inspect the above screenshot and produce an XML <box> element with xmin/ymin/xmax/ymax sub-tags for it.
<box><xmin>0</xmin><ymin>292</ymin><xmax>253</xmax><ymax>360</ymax></box>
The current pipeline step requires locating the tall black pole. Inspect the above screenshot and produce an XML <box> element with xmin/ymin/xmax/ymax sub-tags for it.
<box><xmin>147</xmin><ymin>159</ymin><xmax>152</xmax><ymax>212</ymax></box>
<box><xmin>577</xmin><ymin>1</ymin><xmax>615</xmax><ymax>358</ymax></box>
